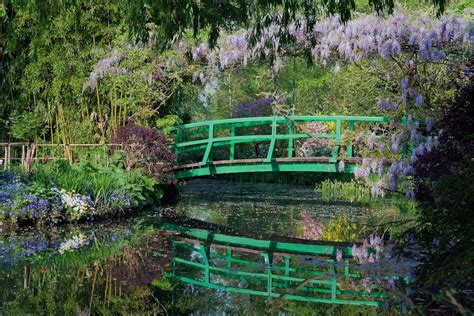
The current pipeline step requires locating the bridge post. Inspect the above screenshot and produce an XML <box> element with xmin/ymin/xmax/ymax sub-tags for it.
<box><xmin>288</xmin><ymin>121</ymin><xmax>294</xmax><ymax>158</ymax></box>
<box><xmin>230</xmin><ymin>127</ymin><xmax>235</xmax><ymax>160</ymax></box>
<box><xmin>201</xmin><ymin>123</ymin><xmax>214</xmax><ymax>165</ymax></box>
<box><xmin>262</xmin><ymin>253</ymin><xmax>273</xmax><ymax>296</ymax></box>
<box><xmin>199</xmin><ymin>245</ymin><xmax>210</xmax><ymax>283</ymax></box>
<box><xmin>329</xmin><ymin>259</ymin><xmax>337</xmax><ymax>301</ymax></box>
<box><xmin>265</xmin><ymin>113</ymin><xmax>277</xmax><ymax>162</ymax></box>
<box><xmin>347</xmin><ymin>121</ymin><xmax>354</xmax><ymax>158</ymax></box>
<box><xmin>330</xmin><ymin>120</ymin><xmax>342</xmax><ymax>163</ymax></box>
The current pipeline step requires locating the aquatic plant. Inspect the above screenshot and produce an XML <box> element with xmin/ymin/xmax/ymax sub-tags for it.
<box><xmin>321</xmin><ymin>217</ymin><xmax>359</xmax><ymax>242</ymax></box>
<box><xmin>318</xmin><ymin>179</ymin><xmax>374</xmax><ymax>202</ymax></box>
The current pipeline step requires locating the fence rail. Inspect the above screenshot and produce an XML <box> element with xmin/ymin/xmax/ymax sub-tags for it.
<box><xmin>0</xmin><ymin>143</ymin><xmax>123</xmax><ymax>171</ymax></box>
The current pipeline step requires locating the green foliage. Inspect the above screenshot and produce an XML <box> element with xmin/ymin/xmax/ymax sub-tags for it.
<box><xmin>151</xmin><ymin>277</ymin><xmax>174</xmax><ymax>291</ymax></box>
<box><xmin>9</xmin><ymin>111</ymin><xmax>47</xmax><ymax>141</ymax></box>
<box><xmin>30</xmin><ymin>159</ymin><xmax>158</xmax><ymax>207</ymax></box>
<box><xmin>155</xmin><ymin>114</ymin><xmax>181</xmax><ymax>132</ymax></box>
<box><xmin>0</xmin><ymin>1</ymin><xmax>185</xmax><ymax>143</ymax></box>
<box><xmin>123</xmin><ymin>0</ymin><xmax>448</xmax><ymax>46</ymax></box>
<box><xmin>0</xmin><ymin>158</ymin><xmax>163</xmax><ymax>226</ymax></box>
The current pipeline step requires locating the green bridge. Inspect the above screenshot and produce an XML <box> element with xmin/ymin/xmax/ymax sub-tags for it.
<box><xmin>161</xmin><ymin>222</ymin><xmax>408</xmax><ymax>307</ymax></box>
<box><xmin>171</xmin><ymin>115</ymin><xmax>390</xmax><ymax>179</ymax></box>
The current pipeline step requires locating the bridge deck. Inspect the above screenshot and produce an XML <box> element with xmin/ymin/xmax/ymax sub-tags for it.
<box><xmin>169</xmin><ymin>157</ymin><xmax>383</xmax><ymax>179</ymax></box>
<box><xmin>172</xmin><ymin>157</ymin><xmax>364</xmax><ymax>172</ymax></box>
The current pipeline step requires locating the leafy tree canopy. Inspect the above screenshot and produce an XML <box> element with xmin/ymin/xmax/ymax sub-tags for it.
<box><xmin>125</xmin><ymin>0</ymin><xmax>449</xmax><ymax>47</ymax></box>
<box><xmin>1</xmin><ymin>0</ymin><xmax>449</xmax><ymax>49</ymax></box>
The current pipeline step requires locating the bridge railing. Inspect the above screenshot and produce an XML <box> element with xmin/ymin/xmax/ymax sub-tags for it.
<box><xmin>171</xmin><ymin>116</ymin><xmax>390</xmax><ymax>166</ymax></box>
<box><xmin>163</xmin><ymin>223</ymin><xmax>408</xmax><ymax>307</ymax></box>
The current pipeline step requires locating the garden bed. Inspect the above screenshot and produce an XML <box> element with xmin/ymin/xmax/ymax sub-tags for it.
<box><xmin>0</xmin><ymin>160</ymin><xmax>165</xmax><ymax>231</ymax></box>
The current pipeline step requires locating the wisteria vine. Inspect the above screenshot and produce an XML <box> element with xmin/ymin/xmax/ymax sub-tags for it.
<box><xmin>184</xmin><ymin>10</ymin><xmax>471</xmax><ymax>197</ymax></box>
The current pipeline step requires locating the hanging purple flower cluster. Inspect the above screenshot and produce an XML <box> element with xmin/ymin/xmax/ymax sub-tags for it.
<box><xmin>183</xmin><ymin>10</ymin><xmax>470</xmax><ymax>196</ymax></box>
<box><xmin>83</xmin><ymin>50</ymin><xmax>126</xmax><ymax>92</ymax></box>
<box><xmin>233</xmin><ymin>97</ymin><xmax>274</xmax><ymax>118</ymax></box>
<box><xmin>378</xmin><ymin>98</ymin><xmax>398</xmax><ymax>111</ymax></box>
<box><xmin>352</xmin><ymin>234</ymin><xmax>386</xmax><ymax>264</ymax></box>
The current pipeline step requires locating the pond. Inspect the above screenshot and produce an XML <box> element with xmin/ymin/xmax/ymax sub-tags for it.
<box><xmin>1</xmin><ymin>179</ymin><xmax>415</xmax><ymax>315</ymax></box>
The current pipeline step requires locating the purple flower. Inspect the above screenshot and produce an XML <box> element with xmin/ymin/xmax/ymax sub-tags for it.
<box><xmin>405</xmin><ymin>191</ymin><xmax>415</xmax><ymax>199</ymax></box>
<box><xmin>366</xmin><ymin>132</ymin><xmax>377</xmax><ymax>150</ymax></box>
<box><xmin>336</xmin><ymin>249</ymin><xmax>342</xmax><ymax>261</ymax></box>
<box><xmin>371</xmin><ymin>180</ymin><xmax>384</xmax><ymax>197</ymax></box>
<box><xmin>414</xmin><ymin>93</ymin><xmax>424</xmax><ymax>105</ymax></box>
<box><xmin>401</xmin><ymin>77</ymin><xmax>409</xmax><ymax>91</ymax></box>
<box><xmin>425</xmin><ymin>117</ymin><xmax>433</xmax><ymax>132</ymax></box>
<box><xmin>380</xmin><ymin>39</ymin><xmax>401</xmax><ymax>59</ymax></box>
<box><xmin>233</xmin><ymin>98</ymin><xmax>273</xmax><ymax>118</ymax></box>
<box><xmin>391</xmin><ymin>143</ymin><xmax>399</xmax><ymax>154</ymax></box>
<box><xmin>338</xmin><ymin>160</ymin><xmax>345</xmax><ymax>172</ymax></box>
<box><xmin>354</xmin><ymin>166</ymin><xmax>370</xmax><ymax>181</ymax></box>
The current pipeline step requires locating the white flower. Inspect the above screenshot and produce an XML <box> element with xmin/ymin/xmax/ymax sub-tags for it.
<box><xmin>58</xmin><ymin>234</ymin><xmax>89</xmax><ymax>254</ymax></box>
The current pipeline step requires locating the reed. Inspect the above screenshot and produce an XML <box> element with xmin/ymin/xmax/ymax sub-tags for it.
<box><xmin>318</xmin><ymin>179</ymin><xmax>374</xmax><ymax>203</ymax></box>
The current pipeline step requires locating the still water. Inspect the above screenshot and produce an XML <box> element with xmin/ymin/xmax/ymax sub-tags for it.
<box><xmin>1</xmin><ymin>180</ymin><xmax>411</xmax><ymax>315</ymax></box>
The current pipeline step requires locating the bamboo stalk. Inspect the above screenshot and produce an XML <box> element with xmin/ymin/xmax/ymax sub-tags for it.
<box><xmin>2</xmin><ymin>145</ymin><xmax>6</xmax><ymax>170</ymax></box>
<box><xmin>95</xmin><ymin>82</ymin><xmax>105</xmax><ymax>140</ymax></box>
<box><xmin>110</xmin><ymin>91</ymin><xmax>115</xmax><ymax>133</ymax></box>
<box><xmin>7</xmin><ymin>144</ymin><xmax>11</xmax><ymax>170</ymax></box>
<box><xmin>47</xmin><ymin>101</ymin><xmax>54</xmax><ymax>144</ymax></box>
<box><xmin>122</xmin><ymin>92</ymin><xmax>126</xmax><ymax>126</ymax></box>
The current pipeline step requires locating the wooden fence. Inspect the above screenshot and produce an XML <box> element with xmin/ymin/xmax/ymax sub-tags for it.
<box><xmin>0</xmin><ymin>143</ymin><xmax>123</xmax><ymax>172</ymax></box>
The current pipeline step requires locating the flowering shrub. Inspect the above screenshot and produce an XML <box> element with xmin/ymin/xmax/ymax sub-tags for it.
<box><xmin>111</xmin><ymin>120</ymin><xmax>175</xmax><ymax>183</ymax></box>
<box><xmin>54</xmin><ymin>189</ymin><xmax>95</xmax><ymax>221</ymax></box>
<box><xmin>300</xmin><ymin>122</ymin><xmax>334</xmax><ymax>157</ymax></box>
<box><xmin>232</xmin><ymin>97</ymin><xmax>273</xmax><ymax>118</ymax></box>
<box><xmin>0</xmin><ymin>160</ymin><xmax>155</xmax><ymax>227</ymax></box>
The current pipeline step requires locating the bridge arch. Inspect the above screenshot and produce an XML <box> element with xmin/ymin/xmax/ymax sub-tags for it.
<box><xmin>171</xmin><ymin>115</ymin><xmax>391</xmax><ymax>179</ymax></box>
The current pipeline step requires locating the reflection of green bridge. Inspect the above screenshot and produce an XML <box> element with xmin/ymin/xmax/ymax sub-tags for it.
<box><xmin>171</xmin><ymin>116</ymin><xmax>390</xmax><ymax>179</ymax></box>
<box><xmin>163</xmin><ymin>223</ymin><xmax>407</xmax><ymax>307</ymax></box>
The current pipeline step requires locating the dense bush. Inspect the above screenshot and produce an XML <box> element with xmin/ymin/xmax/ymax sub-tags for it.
<box><xmin>111</xmin><ymin>120</ymin><xmax>175</xmax><ymax>183</ymax></box>
<box><xmin>414</xmin><ymin>62</ymin><xmax>474</xmax><ymax>245</ymax></box>
<box><xmin>411</xmin><ymin>60</ymin><xmax>473</xmax><ymax>309</ymax></box>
